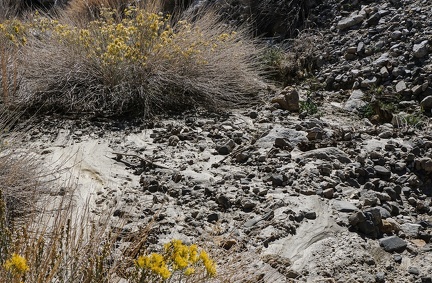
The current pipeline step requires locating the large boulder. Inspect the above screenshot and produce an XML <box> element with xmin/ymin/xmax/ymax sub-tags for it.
<box><xmin>271</xmin><ymin>87</ymin><xmax>300</xmax><ymax>112</ymax></box>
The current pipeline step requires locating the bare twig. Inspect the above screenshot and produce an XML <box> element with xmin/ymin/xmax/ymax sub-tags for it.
<box><xmin>110</xmin><ymin>151</ymin><xmax>172</xmax><ymax>170</ymax></box>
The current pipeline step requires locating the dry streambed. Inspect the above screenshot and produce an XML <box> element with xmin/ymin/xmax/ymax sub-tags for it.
<box><xmin>9</xmin><ymin>101</ymin><xmax>431</xmax><ymax>282</ymax></box>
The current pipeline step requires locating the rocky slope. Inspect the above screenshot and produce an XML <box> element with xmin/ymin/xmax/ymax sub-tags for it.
<box><xmin>8</xmin><ymin>0</ymin><xmax>432</xmax><ymax>282</ymax></box>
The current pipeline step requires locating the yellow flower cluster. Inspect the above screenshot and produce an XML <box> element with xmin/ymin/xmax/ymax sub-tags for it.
<box><xmin>199</xmin><ymin>250</ymin><xmax>217</xmax><ymax>277</ymax></box>
<box><xmin>4</xmin><ymin>253</ymin><xmax>29</xmax><ymax>276</ymax></box>
<box><xmin>135</xmin><ymin>253</ymin><xmax>171</xmax><ymax>279</ymax></box>
<box><xmin>164</xmin><ymin>239</ymin><xmax>199</xmax><ymax>270</ymax></box>
<box><xmin>82</xmin><ymin>7</ymin><xmax>175</xmax><ymax>66</ymax></box>
<box><xmin>31</xmin><ymin>6</ymin><xmax>239</xmax><ymax>69</ymax></box>
<box><xmin>0</xmin><ymin>19</ymin><xmax>27</xmax><ymax>45</ymax></box>
<box><xmin>135</xmin><ymin>239</ymin><xmax>217</xmax><ymax>280</ymax></box>
<box><xmin>0</xmin><ymin>5</ymin><xmax>240</xmax><ymax>74</ymax></box>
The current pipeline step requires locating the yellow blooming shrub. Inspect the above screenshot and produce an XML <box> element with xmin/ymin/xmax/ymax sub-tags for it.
<box><xmin>135</xmin><ymin>239</ymin><xmax>216</xmax><ymax>281</ymax></box>
<box><xmin>12</xmin><ymin>2</ymin><xmax>264</xmax><ymax>115</ymax></box>
<box><xmin>25</xmin><ymin>6</ymin><xmax>240</xmax><ymax>83</ymax></box>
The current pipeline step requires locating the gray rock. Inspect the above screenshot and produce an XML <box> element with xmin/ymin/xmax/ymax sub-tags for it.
<box><xmin>235</xmin><ymin>152</ymin><xmax>250</xmax><ymax>163</ymax></box>
<box><xmin>395</xmin><ymin>80</ymin><xmax>407</xmax><ymax>93</ymax></box>
<box><xmin>380</xmin><ymin>66</ymin><xmax>389</xmax><ymax>77</ymax></box>
<box><xmin>298</xmin><ymin>147</ymin><xmax>352</xmax><ymax>163</ymax></box>
<box><xmin>361</xmin><ymin>77</ymin><xmax>378</xmax><ymax>88</ymax></box>
<box><xmin>249</xmin><ymin>111</ymin><xmax>258</xmax><ymax>119</ymax></box>
<box><xmin>366</xmin><ymin>13</ymin><xmax>380</xmax><ymax>26</ymax></box>
<box><xmin>378</xmin><ymin>131</ymin><xmax>393</xmax><ymax>139</ymax></box>
<box><xmin>379</xmin><ymin>236</ymin><xmax>407</xmax><ymax>252</ymax></box>
<box><xmin>361</xmin><ymin>191</ymin><xmax>379</xmax><ymax>206</ymax></box>
<box><xmin>256</xmin><ymin>127</ymin><xmax>307</xmax><ymax>149</ymax></box>
<box><xmin>391</xmin><ymin>30</ymin><xmax>402</xmax><ymax>39</ymax></box>
<box><xmin>376</xmin><ymin>272</ymin><xmax>385</xmax><ymax>283</ymax></box>
<box><xmin>374</xmin><ymin>165</ymin><xmax>391</xmax><ymax>179</ymax></box>
<box><xmin>377</xmin><ymin>206</ymin><xmax>391</xmax><ymax>218</ymax></box>
<box><xmin>408</xmin><ymin>266</ymin><xmax>420</xmax><ymax>275</ymax></box>
<box><xmin>271</xmin><ymin>174</ymin><xmax>284</xmax><ymax>187</ymax></box>
<box><xmin>242</xmin><ymin>199</ymin><xmax>257</xmax><ymax>210</ymax></box>
<box><xmin>412</xmin><ymin>85</ymin><xmax>423</xmax><ymax>95</ymax></box>
<box><xmin>420</xmin><ymin>96</ymin><xmax>432</xmax><ymax>112</ymax></box>
<box><xmin>216</xmin><ymin>194</ymin><xmax>231</xmax><ymax>210</ymax></box>
<box><xmin>393</xmin><ymin>254</ymin><xmax>402</xmax><ymax>263</ymax></box>
<box><xmin>218</xmin><ymin>139</ymin><xmax>236</xmax><ymax>155</ymax></box>
<box><xmin>344</xmin><ymin>89</ymin><xmax>367</xmax><ymax>112</ymax></box>
<box><xmin>333</xmin><ymin>200</ymin><xmax>359</xmax><ymax>212</ymax></box>
<box><xmin>304</xmin><ymin>211</ymin><xmax>317</xmax><ymax>220</ymax></box>
<box><xmin>413</xmin><ymin>40</ymin><xmax>429</xmax><ymax>58</ymax></box>
<box><xmin>274</xmin><ymin>137</ymin><xmax>294</xmax><ymax>149</ymax></box>
<box><xmin>374</xmin><ymin>53</ymin><xmax>390</xmax><ymax>66</ymax></box>
<box><xmin>207</xmin><ymin>213</ymin><xmax>220</xmax><ymax>222</ymax></box>
<box><xmin>400</xmin><ymin>223</ymin><xmax>421</xmax><ymax>238</ymax></box>
<box><xmin>337</xmin><ymin>12</ymin><xmax>365</xmax><ymax>30</ymax></box>
<box><xmin>420</xmin><ymin>157</ymin><xmax>432</xmax><ymax>172</ymax></box>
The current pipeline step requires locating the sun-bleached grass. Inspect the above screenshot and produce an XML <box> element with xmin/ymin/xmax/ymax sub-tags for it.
<box><xmin>0</xmin><ymin>0</ymin><xmax>22</xmax><ymax>19</ymax></box>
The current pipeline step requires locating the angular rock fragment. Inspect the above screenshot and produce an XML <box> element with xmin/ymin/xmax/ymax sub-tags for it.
<box><xmin>379</xmin><ymin>236</ymin><xmax>407</xmax><ymax>252</ymax></box>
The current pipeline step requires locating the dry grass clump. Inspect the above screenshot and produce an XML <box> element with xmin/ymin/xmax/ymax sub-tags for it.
<box><xmin>0</xmin><ymin>113</ymin><xmax>42</xmax><ymax>226</ymax></box>
<box><xmin>261</xmin><ymin>31</ymin><xmax>324</xmax><ymax>85</ymax></box>
<box><xmin>2</xmin><ymin>0</ymin><xmax>266</xmax><ymax>116</ymax></box>
<box><xmin>0</xmin><ymin>20</ymin><xmax>26</xmax><ymax>107</ymax></box>
<box><xmin>252</xmin><ymin>0</ymin><xmax>310</xmax><ymax>39</ymax></box>
<box><xmin>63</xmin><ymin>0</ymin><xmax>136</xmax><ymax>26</ymax></box>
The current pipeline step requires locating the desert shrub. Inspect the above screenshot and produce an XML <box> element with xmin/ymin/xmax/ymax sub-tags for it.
<box><xmin>11</xmin><ymin>1</ymin><xmax>265</xmax><ymax>116</ymax></box>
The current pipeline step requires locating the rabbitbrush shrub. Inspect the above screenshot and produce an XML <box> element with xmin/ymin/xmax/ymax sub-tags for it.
<box><xmin>10</xmin><ymin>0</ymin><xmax>265</xmax><ymax>116</ymax></box>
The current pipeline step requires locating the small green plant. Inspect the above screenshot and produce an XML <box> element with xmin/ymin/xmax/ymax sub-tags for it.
<box><xmin>300</xmin><ymin>97</ymin><xmax>318</xmax><ymax>116</ymax></box>
<box><xmin>261</xmin><ymin>46</ymin><xmax>285</xmax><ymax>69</ymax></box>
<box><xmin>370</xmin><ymin>85</ymin><xmax>384</xmax><ymax>96</ymax></box>
<box><xmin>405</xmin><ymin>113</ymin><xmax>425</xmax><ymax>128</ymax></box>
<box><xmin>358</xmin><ymin>102</ymin><xmax>374</xmax><ymax>119</ymax></box>
<box><xmin>380</xmin><ymin>101</ymin><xmax>396</xmax><ymax>112</ymax></box>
